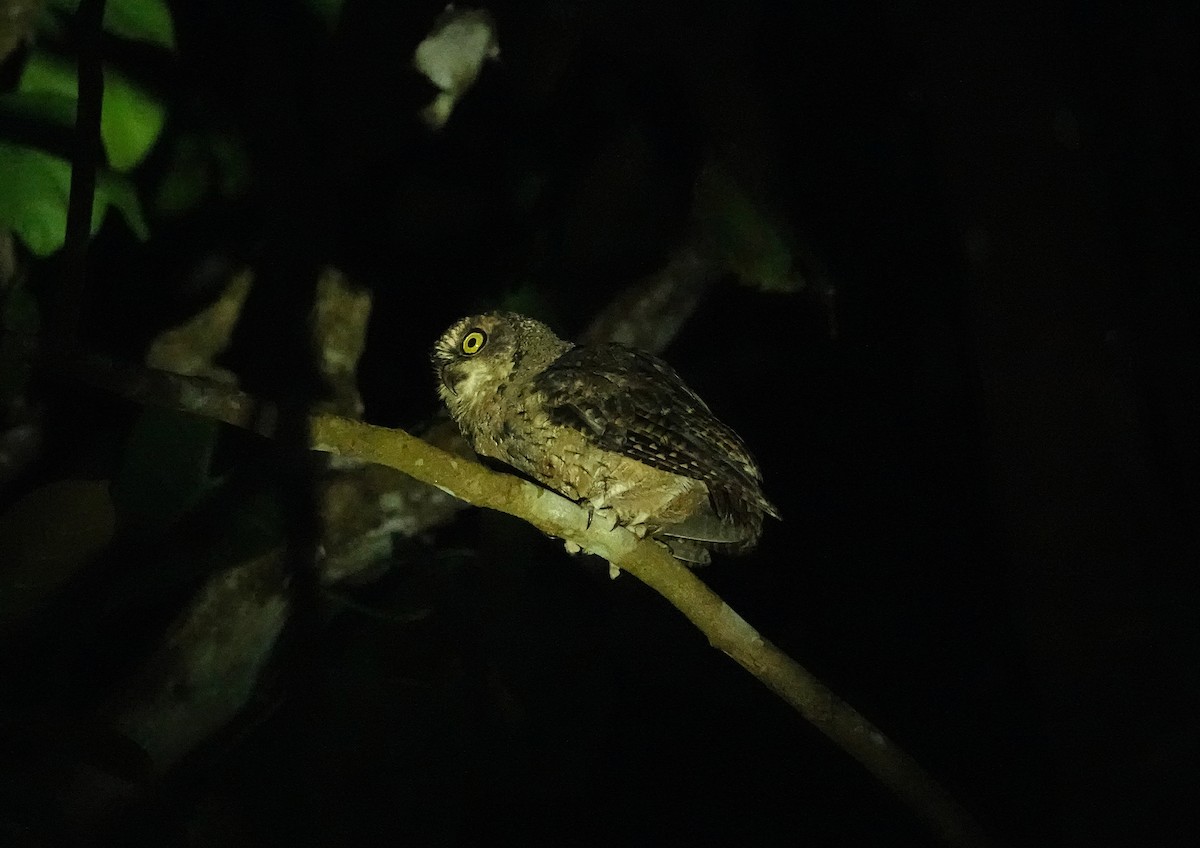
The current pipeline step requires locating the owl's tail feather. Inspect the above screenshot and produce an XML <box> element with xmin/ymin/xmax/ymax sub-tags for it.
<box><xmin>660</xmin><ymin>538</ymin><xmax>713</xmax><ymax>566</ymax></box>
<box><xmin>656</xmin><ymin>506</ymin><xmax>765</xmax><ymax>565</ymax></box>
<box><xmin>709</xmin><ymin>484</ymin><xmax>781</xmax><ymax>523</ymax></box>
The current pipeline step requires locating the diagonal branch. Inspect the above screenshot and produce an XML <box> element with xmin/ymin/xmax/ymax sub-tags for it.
<box><xmin>54</xmin><ymin>351</ymin><xmax>994</xmax><ymax>848</ymax></box>
<box><xmin>310</xmin><ymin>413</ymin><xmax>997</xmax><ymax>848</ymax></box>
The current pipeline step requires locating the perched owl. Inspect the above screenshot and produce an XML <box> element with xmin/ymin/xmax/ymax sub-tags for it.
<box><xmin>432</xmin><ymin>312</ymin><xmax>779</xmax><ymax>564</ymax></box>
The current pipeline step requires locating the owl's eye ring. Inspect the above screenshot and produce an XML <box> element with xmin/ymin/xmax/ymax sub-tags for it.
<box><xmin>461</xmin><ymin>329</ymin><xmax>487</xmax><ymax>355</ymax></box>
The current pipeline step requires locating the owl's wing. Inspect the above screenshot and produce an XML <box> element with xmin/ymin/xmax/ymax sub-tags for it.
<box><xmin>535</xmin><ymin>344</ymin><xmax>779</xmax><ymax>520</ymax></box>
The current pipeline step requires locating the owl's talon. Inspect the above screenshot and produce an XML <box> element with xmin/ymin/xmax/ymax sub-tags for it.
<box><xmin>583</xmin><ymin>503</ymin><xmax>619</xmax><ymax>533</ymax></box>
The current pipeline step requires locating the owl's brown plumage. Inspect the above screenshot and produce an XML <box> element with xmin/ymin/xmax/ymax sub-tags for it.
<box><xmin>432</xmin><ymin>311</ymin><xmax>779</xmax><ymax>563</ymax></box>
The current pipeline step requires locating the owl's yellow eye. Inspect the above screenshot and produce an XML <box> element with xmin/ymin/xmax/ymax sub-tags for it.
<box><xmin>461</xmin><ymin>329</ymin><xmax>487</xmax><ymax>355</ymax></box>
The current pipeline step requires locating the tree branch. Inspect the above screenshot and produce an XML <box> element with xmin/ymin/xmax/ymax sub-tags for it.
<box><xmin>310</xmin><ymin>413</ymin><xmax>996</xmax><ymax>848</ymax></box>
<box><xmin>52</xmin><ymin>352</ymin><xmax>995</xmax><ymax>847</ymax></box>
<box><xmin>53</xmin><ymin>0</ymin><xmax>106</xmax><ymax>351</ymax></box>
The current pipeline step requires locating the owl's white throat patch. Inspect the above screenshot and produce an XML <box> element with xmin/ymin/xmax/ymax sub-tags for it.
<box><xmin>442</xmin><ymin>356</ymin><xmax>513</xmax><ymax>425</ymax></box>
<box><xmin>454</xmin><ymin>364</ymin><xmax>491</xmax><ymax>404</ymax></box>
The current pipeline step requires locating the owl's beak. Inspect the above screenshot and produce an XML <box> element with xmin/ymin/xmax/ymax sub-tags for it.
<box><xmin>439</xmin><ymin>364</ymin><xmax>459</xmax><ymax>395</ymax></box>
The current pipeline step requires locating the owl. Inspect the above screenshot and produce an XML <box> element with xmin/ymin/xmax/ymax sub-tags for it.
<box><xmin>431</xmin><ymin>312</ymin><xmax>779</xmax><ymax>564</ymax></box>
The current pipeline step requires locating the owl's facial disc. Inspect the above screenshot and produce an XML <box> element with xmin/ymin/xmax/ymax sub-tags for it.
<box><xmin>433</xmin><ymin>311</ymin><xmax>571</xmax><ymax>426</ymax></box>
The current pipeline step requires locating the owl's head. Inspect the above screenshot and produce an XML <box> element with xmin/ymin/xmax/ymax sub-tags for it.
<box><xmin>432</xmin><ymin>311</ymin><xmax>571</xmax><ymax>421</ymax></box>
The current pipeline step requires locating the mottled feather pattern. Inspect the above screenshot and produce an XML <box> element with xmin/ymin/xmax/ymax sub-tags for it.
<box><xmin>536</xmin><ymin>345</ymin><xmax>778</xmax><ymax>520</ymax></box>
<box><xmin>432</xmin><ymin>311</ymin><xmax>779</xmax><ymax>562</ymax></box>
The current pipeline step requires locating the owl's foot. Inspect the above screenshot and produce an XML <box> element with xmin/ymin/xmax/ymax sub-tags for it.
<box><xmin>562</xmin><ymin>504</ymin><xmax>621</xmax><ymax>555</ymax></box>
<box><xmin>582</xmin><ymin>503</ymin><xmax>620</xmax><ymax>533</ymax></box>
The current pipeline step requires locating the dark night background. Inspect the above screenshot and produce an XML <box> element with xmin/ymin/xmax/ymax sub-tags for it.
<box><xmin>2</xmin><ymin>1</ymin><xmax>1198</xmax><ymax>846</ymax></box>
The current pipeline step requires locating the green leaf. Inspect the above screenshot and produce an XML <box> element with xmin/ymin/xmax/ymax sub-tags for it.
<box><xmin>20</xmin><ymin>51</ymin><xmax>168</xmax><ymax>171</ymax></box>
<box><xmin>103</xmin><ymin>0</ymin><xmax>175</xmax><ymax>48</ymax></box>
<box><xmin>0</xmin><ymin>141</ymin><xmax>148</xmax><ymax>256</ymax></box>
<box><xmin>97</xmin><ymin>167</ymin><xmax>149</xmax><ymax>238</ymax></box>
<box><xmin>0</xmin><ymin>90</ymin><xmax>78</xmax><ymax>127</ymax></box>
<box><xmin>15</xmin><ymin>51</ymin><xmax>74</xmax><ymax>98</ymax></box>
<box><xmin>0</xmin><ymin>141</ymin><xmax>76</xmax><ymax>256</ymax></box>
<box><xmin>99</xmin><ymin>64</ymin><xmax>167</xmax><ymax>170</ymax></box>
<box><xmin>47</xmin><ymin>0</ymin><xmax>176</xmax><ymax>49</ymax></box>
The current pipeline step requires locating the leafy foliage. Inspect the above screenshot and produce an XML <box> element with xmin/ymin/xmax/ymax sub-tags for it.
<box><xmin>0</xmin><ymin>140</ymin><xmax>147</xmax><ymax>255</ymax></box>
<box><xmin>47</xmin><ymin>0</ymin><xmax>176</xmax><ymax>49</ymax></box>
<box><xmin>0</xmin><ymin>0</ymin><xmax>176</xmax><ymax>256</ymax></box>
<box><xmin>18</xmin><ymin>51</ymin><xmax>167</xmax><ymax>171</ymax></box>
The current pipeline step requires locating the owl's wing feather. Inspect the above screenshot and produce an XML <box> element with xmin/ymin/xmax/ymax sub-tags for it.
<box><xmin>535</xmin><ymin>344</ymin><xmax>779</xmax><ymax>520</ymax></box>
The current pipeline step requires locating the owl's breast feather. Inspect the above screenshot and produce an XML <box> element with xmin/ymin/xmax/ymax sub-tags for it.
<box><xmin>476</xmin><ymin>414</ymin><xmax>709</xmax><ymax>531</ymax></box>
